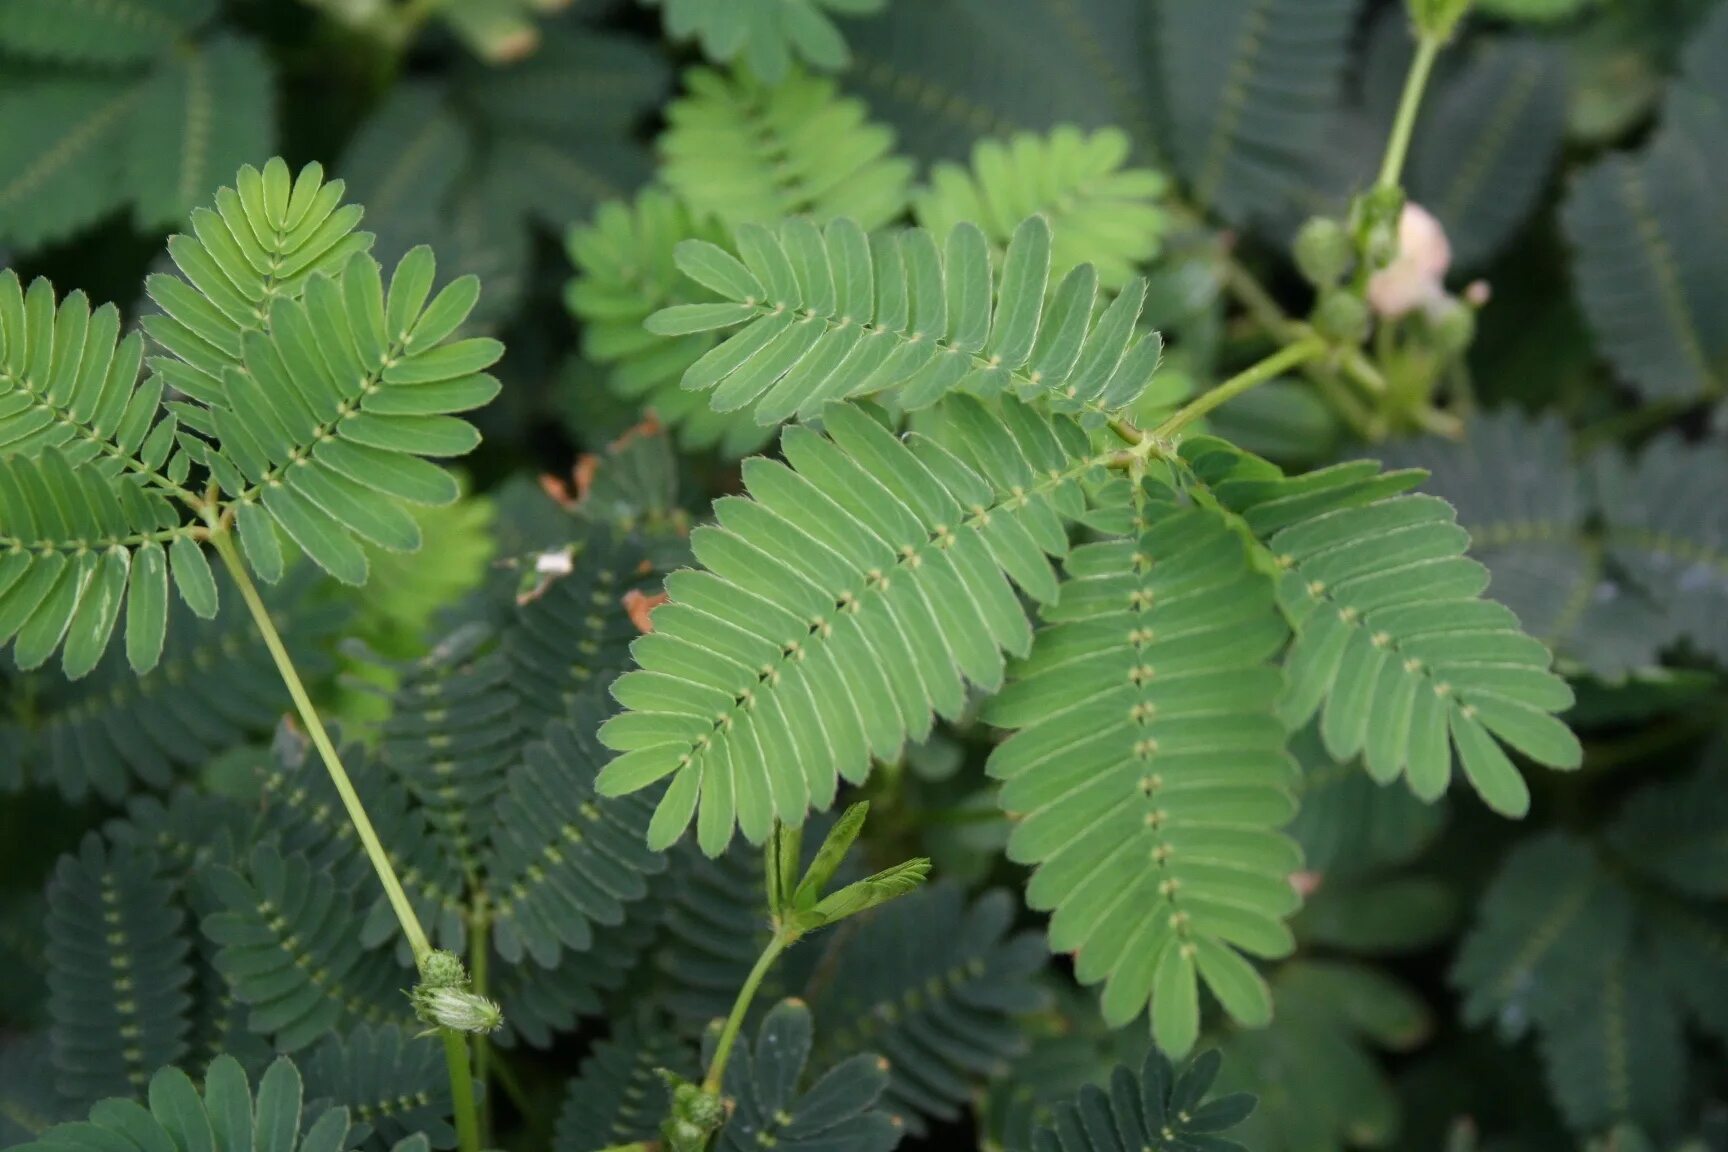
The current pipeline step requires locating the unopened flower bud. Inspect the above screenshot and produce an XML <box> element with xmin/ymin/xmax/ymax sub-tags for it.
<box><xmin>1294</xmin><ymin>217</ymin><xmax>1353</xmax><ymax>288</ymax></box>
<box><xmin>657</xmin><ymin>1072</ymin><xmax>727</xmax><ymax>1152</ymax></box>
<box><xmin>680</xmin><ymin>1087</ymin><xmax>727</xmax><ymax>1131</ymax></box>
<box><xmin>663</xmin><ymin>1119</ymin><xmax>707</xmax><ymax>1152</ymax></box>
<box><xmin>417</xmin><ymin>949</ymin><xmax>468</xmax><ymax>988</ymax></box>
<box><xmin>411</xmin><ymin>985</ymin><xmax>504</xmax><ymax>1034</ymax></box>
<box><xmin>1314</xmin><ymin>290</ymin><xmax>1372</xmax><ymax>346</ymax></box>
<box><xmin>1356</xmin><ymin>185</ymin><xmax>1407</xmax><ymax>235</ymax></box>
<box><xmin>410</xmin><ymin>949</ymin><xmax>503</xmax><ymax>1034</ymax></box>
<box><xmin>1429</xmin><ymin>297</ymin><xmax>1477</xmax><ymax>356</ymax></box>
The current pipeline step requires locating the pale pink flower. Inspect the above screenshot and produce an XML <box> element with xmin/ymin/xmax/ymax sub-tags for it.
<box><xmin>1367</xmin><ymin>203</ymin><xmax>1452</xmax><ymax>319</ymax></box>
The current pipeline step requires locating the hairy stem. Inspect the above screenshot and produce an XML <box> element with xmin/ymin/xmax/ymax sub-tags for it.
<box><xmin>208</xmin><ymin>527</ymin><xmax>482</xmax><ymax>1152</ymax></box>
<box><xmin>1152</xmin><ymin>336</ymin><xmax>1332</xmax><ymax>440</ymax></box>
<box><xmin>1378</xmin><ymin>33</ymin><xmax>1443</xmax><ymax>191</ymax></box>
<box><xmin>703</xmin><ymin>930</ymin><xmax>794</xmax><ymax>1095</ymax></box>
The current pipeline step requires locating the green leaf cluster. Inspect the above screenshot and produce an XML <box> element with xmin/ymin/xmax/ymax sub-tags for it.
<box><xmin>0</xmin><ymin>0</ymin><xmax>272</xmax><ymax>249</ymax></box>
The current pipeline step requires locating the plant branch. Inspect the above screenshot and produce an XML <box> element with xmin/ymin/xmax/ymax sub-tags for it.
<box><xmin>1378</xmin><ymin>32</ymin><xmax>1443</xmax><ymax>192</ymax></box>
<box><xmin>210</xmin><ymin>528</ymin><xmax>432</xmax><ymax>959</ymax></box>
<box><xmin>470</xmin><ymin>901</ymin><xmax>493</xmax><ymax>1148</ymax></box>
<box><xmin>1152</xmin><ymin>336</ymin><xmax>1332</xmax><ymax>440</ymax></box>
<box><xmin>208</xmin><ymin>525</ymin><xmax>483</xmax><ymax>1152</ymax></box>
<box><xmin>702</xmin><ymin>930</ymin><xmax>793</xmax><ymax>1096</ymax></box>
<box><xmin>444</xmin><ymin>1034</ymin><xmax>482</xmax><ymax>1152</ymax></box>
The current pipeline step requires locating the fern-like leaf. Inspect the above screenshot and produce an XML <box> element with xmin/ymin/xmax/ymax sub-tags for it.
<box><xmin>1213</xmin><ymin>960</ymin><xmax>1429</xmax><ymax>1151</ymax></box>
<box><xmin>648</xmin><ymin>215</ymin><xmax>1164</xmax><ymax>426</ymax></box>
<box><xmin>145</xmin><ymin>163</ymin><xmax>501</xmax><ymax>583</ymax></box>
<box><xmin>1408</xmin><ymin>36</ymin><xmax>1569</xmax><ymax>271</ymax></box>
<box><xmin>1152</xmin><ymin>0</ymin><xmax>1361</xmax><ymax>227</ymax></box>
<box><xmin>655</xmin><ymin>840</ymin><xmax>781</xmax><ymax>1025</ymax></box>
<box><xmin>643</xmin><ymin>0</ymin><xmax>886</xmax><ymax>84</ymax></box>
<box><xmin>487</xmin><ymin>692</ymin><xmax>668</xmax><ymax>968</ymax></box>
<box><xmin>708</xmin><ymin>999</ymin><xmax>902</xmax><ymax>1152</ymax></box>
<box><xmin>597</xmin><ymin>395</ymin><xmax>1104</xmax><ymax>853</ymax></box>
<box><xmin>1029</xmin><ymin>1048</ymin><xmax>1255</xmax><ymax>1152</ymax></box>
<box><xmin>1608</xmin><ymin>759</ymin><xmax>1728</xmax><ymax>900</ymax></box>
<box><xmin>125</xmin><ymin>34</ymin><xmax>274</xmax><ymax>233</ymax></box>
<box><xmin>47</xmin><ymin>834</ymin><xmax>194</xmax><ymax>1105</ymax></box>
<box><xmin>986</xmin><ymin>476</ymin><xmax>1297</xmax><ymax>1054</ymax></box>
<box><xmin>1594</xmin><ymin>434</ymin><xmax>1728</xmax><ymax>667</ymax></box>
<box><xmin>15</xmin><ymin>1054</ymin><xmax>363</xmax><ymax>1152</ymax></box>
<box><xmin>552</xmin><ymin>1009</ymin><xmax>695</xmax><ymax>1152</ymax></box>
<box><xmin>0</xmin><ymin>270</ymin><xmax>196</xmax><ymax>676</ymax></box>
<box><xmin>842</xmin><ymin>0</ymin><xmax>1157</xmax><ymax>166</ymax></box>
<box><xmin>1452</xmin><ymin>833</ymin><xmax>1696</xmax><ymax>1135</ymax></box>
<box><xmin>0</xmin><ymin>0</ymin><xmax>213</xmax><ymax>64</ymax></box>
<box><xmin>257</xmin><ymin>729</ymin><xmax>469</xmax><ymax>958</ymax></box>
<box><xmin>200</xmin><ymin>845</ymin><xmax>411</xmax><ymax>1053</ymax></box>
<box><xmin>300</xmin><ymin>1025</ymin><xmax>455</xmax><ymax>1149</ymax></box>
<box><xmin>913</xmin><ymin>127</ymin><xmax>1170</xmax><ymax>291</ymax></box>
<box><xmin>0</xmin><ymin>9</ymin><xmax>278</xmax><ymax>250</ymax></box>
<box><xmin>1191</xmin><ymin>439</ymin><xmax>1582</xmax><ymax>816</ymax></box>
<box><xmin>1381</xmin><ymin>411</ymin><xmax>1667</xmax><ymax>681</ymax></box>
<box><xmin>661</xmin><ymin>67</ymin><xmax>913</xmax><ymax>232</ymax></box>
<box><xmin>374</xmin><ymin>538</ymin><xmax>666</xmax><ymax>966</ymax></box>
<box><xmin>1285</xmin><ymin>725</ymin><xmax>1446</xmax><ymax>879</ymax></box>
<box><xmin>5</xmin><ymin>158</ymin><xmax>494</xmax><ymax>674</ymax></box>
<box><xmin>1540</xmin><ymin>941</ymin><xmax>1686</xmax><ymax>1136</ymax></box>
<box><xmin>1452</xmin><ymin>834</ymin><xmax>1634</xmax><ymax>1041</ymax></box>
<box><xmin>492</xmin><ymin>898</ymin><xmax>662</xmax><ymax>1049</ymax></box>
<box><xmin>1</xmin><ymin>569</ymin><xmax>342</xmax><ymax>800</ymax></box>
<box><xmin>1564</xmin><ymin>128</ymin><xmax>1728</xmax><ymax>402</ymax></box>
<box><xmin>564</xmin><ymin>189</ymin><xmax>771</xmax><ymax>456</ymax></box>
<box><xmin>806</xmin><ymin>885</ymin><xmax>1048</xmax><ymax>1132</ymax></box>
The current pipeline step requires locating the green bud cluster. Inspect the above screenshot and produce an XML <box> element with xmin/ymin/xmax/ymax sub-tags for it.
<box><xmin>410</xmin><ymin>949</ymin><xmax>504</xmax><ymax>1036</ymax></box>
<box><xmin>658</xmin><ymin>1070</ymin><xmax>728</xmax><ymax>1152</ymax></box>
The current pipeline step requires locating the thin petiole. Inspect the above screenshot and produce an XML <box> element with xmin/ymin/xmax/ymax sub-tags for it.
<box><xmin>207</xmin><ymin>524</ymin><xmax>483</xmax><ymax>1152</ymax></box>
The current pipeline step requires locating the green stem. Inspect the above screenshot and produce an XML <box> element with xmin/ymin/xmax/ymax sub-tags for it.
<box><xmin>443</xmin><ymin>1033</ymin><xmax>481</xmax><ymax>1152</ymax></box>
<box><xmin>1378</xmin><ymin>33</ymin><xmax>1443</xmax><ymax>191</ymax></box>
<box><xmin>703</xmin><ymin>931</ymin><xmax>794</xmax><ymax>1095</ymax></box>
<box><xmin>208</xmin><ymin>527</ymin><xmax>482</xmax><ymax>1152</ymax></box>
<box><xmin>470</xmin><ymin>904</ymin><xmax>493</xmax><ymax>1147</ymax></box>
<box><xmin>210</xmin><ymin>528</ymin><xmax>432</xmax><ymax>959</ymax></box>
<box><xmin>1152</xmin><ymin>336</ymin><xmax>1331</xmax><ymax>440</ymax></box>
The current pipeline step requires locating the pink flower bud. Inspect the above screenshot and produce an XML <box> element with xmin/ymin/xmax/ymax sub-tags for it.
<box><xmin>1367</xmin><ymin>203</ymin><xmax>1452</xmax><ymax>319</ymax></box>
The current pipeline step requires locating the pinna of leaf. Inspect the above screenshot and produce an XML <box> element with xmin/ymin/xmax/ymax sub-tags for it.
<box><xmin>0</xmin><ymin>157</ymin><xmax>501</xmax><ymax>678</ymax></box>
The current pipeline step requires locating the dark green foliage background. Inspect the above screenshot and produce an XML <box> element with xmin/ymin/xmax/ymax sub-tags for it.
<box><xmin>4</xmin><ymin>1</ymin><xmax>1728</xmax><ymax>1151</ymax></box>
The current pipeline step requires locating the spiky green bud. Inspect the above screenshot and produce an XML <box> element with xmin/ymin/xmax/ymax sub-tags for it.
<box><xmin>410</xmin><ymin>949</ymin><xmax>503</xmax><ymax>1034</ymax></box>
<box><xmin>417</xmin><ymin>949</ymin><xmax>469</xmax><ymax>988</ymax></box>
<box><xmin>411</xmin><ymin>985</ymin><xmax>504</xmax><ymax>1034</ymax></box>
